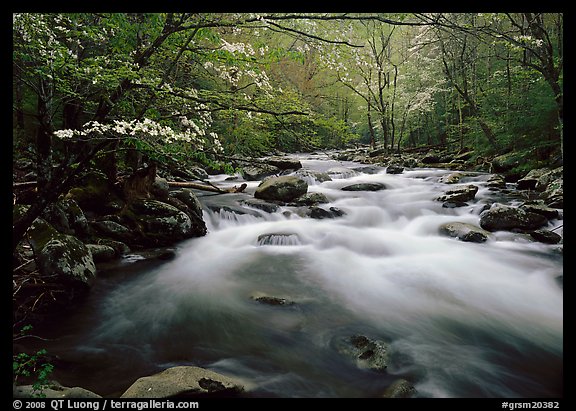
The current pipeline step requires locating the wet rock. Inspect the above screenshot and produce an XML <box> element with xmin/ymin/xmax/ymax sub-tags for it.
<box><xmin>250</xmin><ymin>292</ymin><xmax>296</xmax><ymax>306</ymax></box>
<box><xmin>240</xmin><ymin>198</ymin><xmax>281</xmax><ymax>213</ymax></box>
<box><xmin>341</xmin><ymin>182</ymin><xmax>386</xmax><ymax>192</ymax></box>
<box><xmin>441</xmin><ymin>201</ymin><xmax>468</xmax><ymax>208</ymax></box>
<box><xmin>170</xmin><ymin>189</ymin><xmax>205</xmax><ymax>220</ymax></box>
<box><xmin>386</xmin><ymin>165</ymin><xmax>404</xmax><ymax>174</ymax></box>
<box><xmin>41</xmin><ymin>199</ymin><xmax>90</xmax><ymax>238</ymax></box>
<box><xmin>479</xmin><ymin>204</ymin><xmax>548</xmax><ymax>232</ymax></box>
<box><xmin>121</xmin><ymin>366</ymin><xmax>244</xmax><ymax>398</ymax></box>
<box><xmin>517</xmin><ymin>168</ymin><xmax>550</xmax><ymax>190</ymax></box>
<box><xmin>90</xmin><ymin>220</ymin><xmax>134</xmax><ymax>243</ymax></box>
<box><xmin>292</xmin><ymin>192</ymin><xmax>329</xmax><ymax>206</ymax></box>
<box><xmin>65</xmin><ymin>170</ymin><xmax>122</xmax><ymax>214</ymax></box>
<box><xmin>265</xmin><ymin>157</ymin><xmax>302</xmax><ymax>170</ymax></box>
<box><xmin>308</xmin><ymin>206</ymin><xmax>346</xmax><ymax>219</ymax></box>
<box><xmin>241</xmin><ymin>164</ymin><xmax>280</xmax><ymax>181</ymax></box>
<box><xmin>122</xmin><ymin>199</ymin><xmax>202</xmax><ymax>246</ymax></box>
<box><xmin>254</xmin><ymin>176</ymin><xmax>308</xmax><ymax>202</ymax></box>
<box><xmin>439</xmin><ymin>222</ymin><xmax>490</xmax><ymax>243</ymax></box>
<box><xmin>519</xmin><ymin>203</ymin><xmax>560</xmax><ymax>220</ymax></box>
<box><xmin>152</xmin><ymin>177</ymin><xmax>170</xmax><ymax>200</ymax></box>
<box><xmin>27</xmin><ymin>218</ymin><xmax>96</xmax><ymax>286</ymax></box>
<box><xmin>437</xmin><ymin>184</ymin><xmax>478</xmax><ymax>202</ymax></box>
<box><xmin>335</xmin><ymin>334</ymin><xmax>390</xmax><ymax>371</ymax></box>
<box><xmin>540</xmin><ymin>177</ymin><xmax>563</xmax><ymax>208</ymax></box>
<box><xmin>294</xmin><ymin>169</ymin><xmax>332</xmax><ymax>184</ymax></box>
<box><xmin>86</xmin><ymin>244</ymin><xmax>117</xmax><ymax>262</ymax></box>
<box><xmin>438</xmin><ymin>172</ymin><xmax>463</xmax><ymax>184</ymax></box>
<box><xmin>326</xmin><ymin>167</ymin><xmax>359</xmax><ymax>179</ymax></box>
<box><xmin>13</xmin><ymin>382</ymin><xmax>101</xmax><ymax>398</ymax></box>
<box><xmin>381</xmin><ymin>379</ymin><xmax>417</xmax><ymax>398</ymax></box>
<box><xmin>486</xmin><ymin>174</ymin><xmax>506</xmax><ymax>189</ymax></box>
<box><xmin>535</xmin><ymin>166</ymin><xmax>563</xmax><ymax>191</ymax></box>
<box><xmin>529</xmin><ymin>229</ymin><xmax>562</xmax><ymax>244</ymax></box>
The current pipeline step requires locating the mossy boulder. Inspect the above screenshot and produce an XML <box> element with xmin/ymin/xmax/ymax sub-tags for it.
<box><xmin>27</xmin><ymin>218</ymin><xmax>96</xmax><ymax>286</ymax></box>
<box><xmin>479</xmin><ymin>204</ymin><xmax>548</xmax><ymax>232</ymax></box>
<box><xmin>65</xmin><ymin>170</ymin><xmax>123</xmax><ymax>214</ymax></box>
<box><xmin>122</xmin><ymin>199</ymin><xmax>202</xmax><ymax>246</ymax></box>
<box><xmin>254</xmin><ymin>176</ymin><xmax>308</xmax><ymax>202</ymax></box>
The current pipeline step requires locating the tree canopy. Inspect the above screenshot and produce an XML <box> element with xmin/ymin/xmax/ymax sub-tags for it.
<box><xmin>12</xmin><ymin>12</ymin><xmax>563</xmax><ymax>248</ymax></box>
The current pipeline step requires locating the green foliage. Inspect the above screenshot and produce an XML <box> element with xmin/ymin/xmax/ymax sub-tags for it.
<box><xmin>13</xmin><ymin>326</ymin><xmax>54</xmax><ymax>398</ymax></box>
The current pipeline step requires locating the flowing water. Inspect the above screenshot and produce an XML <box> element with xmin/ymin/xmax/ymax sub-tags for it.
<box><xmin>33</xmin><ymin>153</ymin><xmax>563</xmax><ymax>398</ymax></box>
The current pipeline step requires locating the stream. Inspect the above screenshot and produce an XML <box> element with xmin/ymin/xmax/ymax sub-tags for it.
<box><xmin>32</xmin><ymin>153</ymin><xmax>563</xmax><ymax>398</ymax></box>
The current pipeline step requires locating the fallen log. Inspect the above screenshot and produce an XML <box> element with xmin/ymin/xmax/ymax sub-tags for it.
<box><xmin>168</xmin><ymin>181</ymin><xmax>247</xmax><ymax>194</ymax></box>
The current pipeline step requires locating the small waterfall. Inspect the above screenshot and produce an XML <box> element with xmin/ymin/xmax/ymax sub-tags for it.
<box><xmin>257</xmin><ymin>233</ymin><xmax>302</xmax><ymax>246</ymax></box>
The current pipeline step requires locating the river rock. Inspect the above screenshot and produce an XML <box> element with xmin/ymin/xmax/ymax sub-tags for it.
<box><xmin>86</xmin><ymin>244</ymin><xmax>116</xmax><ymax>262</ymax></box>
<box><xmin>529</xmin><ymin>229</ymin><xmax>562</xmax><ymax>244</ymax></box>
<box><xmin>386</xmin><ymin>164</ymin><xmax>404</xmax><ymax>174</ymax></box>
<box><xmin>151</xmin><ymin>176</ymin><xmax>170</xmax><ymax>200</ymax></box>
<box><xmin>381</xmin><ymin>379</ymin><xmax>417</xmax><ymax>398</ymax></box>
<box><xmin>486</xmin><ymin>174</ymin><xmax>506</xmax><ymax>189</ymax></box>
<box><xmin>41</xmin><ymin>198</ymin><xmax>90</xmax><ymax>239</ymax></box>
<box><xmin>439</xmin><ymin>222</ymin><xmax>490</xmax><ymax>243</ymax></box>
<box><xmin>120</xmin><ymin>366</ymin><xmax>244</xmax><ymax>398</ymax></box>
<box><xmin>294</xmin><ymin>169</ymin><xmax>332</xmax><ymax>184</ymax></box>
<box><xmin>517</xmin><ymin>168</ymin><xmax>550</xmax><ymax>190</ymax></box>
<box><xmin>308</xmin><ymin>206</ymin><xmax>345</xmax><ymax>219</ymax></box>
<box><xmin>335</xmin><ymin>334</ymin><xmax>390</xmax><ymax>371</ymax></box>
<box><xmin>13</xmin><ymin>382</ymin><xmax>101</xmax><ymax>398</ymax></box>
<box><xmin>292</xmin><ymin>192</ymin><xmax>329</xmax><ymax>206</ymax></box>
<box><xmin>122</xmin><ymin>199</ymin><xmax>199</xmax><ymax>246</ymax></box>
<box><xmin>438</xmin><ymin>172</ymin><xmax>463</xmax><ymax>184</ymax></box>
<box><xmin>90</xmin><ymin>220</ymin><xmax>135</xmax><ymax>243</ymax></box>
<box><xmin>327</xmin><ymin>166</ymin><xmax>359</xmax><ymax>179</ymax></box>
<box><xmin>535</xmin><ymin>166</ymin><xmax>563</xmax><ymax>191</ymax></box>
<box><xmin>254</xmin><ymin>176</ymin><xmax>308</xmax><ymax>202</ymax></box>
<box><xmin>519</xmin><ymin>203</ymin><xmax>560</xmax><ymax>220</ymax></box>
<box><xmin>265</xmin><ymin>156</ymin><xmax>303</xmax><ymax>170</ymax></box>
<box><xmin>27</xmin><ymin>218</ymin><xmax>96</xmax><ymax>286</ymax></box>
<box><xmin>479</xmin><ymin>204</ymin><xmax>548</xmax><ymax>232</ymax></box>
<box><xmin>341</xmin><ymin>182</ymin><xmax>386</xmax><ymax>191</ymax></box>
<box><xmin>240</xmin><ymin>198</ymin><xmax>280</xmax><ymax>213</ymax></box>
<box><xmin>437</xmin><ymin>184</ymin><xmax>478</xmax><ymax>202</ymax></box>
<box><xmin>250</xmin><ymin>292</ymin><xmax>296</xmax><ymax>306</ymax></box>
<box><xmin>241</xmin><ymin>164</ymin><xmax>280</xmax><ymax>181</ymax></box>
<box><xmin>540</xmin><ymin>177</ymin><xmax>563</xmax><ymax>208</ymax></box>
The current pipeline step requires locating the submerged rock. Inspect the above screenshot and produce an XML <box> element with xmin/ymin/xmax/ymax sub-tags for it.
<box><xmin>341</xmin><ymin>182</ymin><xmax>386</xmax><ymax>191</ymax></box>
<box><xmin>13</xmin><ymin>382</ymin><xmax>101</xmax><ymax>398</ymax></box>
<box><xmin>254</xmin><ymin>176</ymin><xmax>308</xmax><ymax>202</ymax></box>
<box><xmin>250</xmin><ymin>292</ymin><xmax>296</xmax><ymax>306</ymax></box>
<box><xmin>381</xmin><ymin>379</ymin><xmax>417</xmax><ymax>398</ymax></box>
<box><xmin>334</xmin><ymin>334</ymin><xmax>390</xmax><ymax>371</ymax></box>
<box><xmin>121</xmin><ymin>366</ymin><xmax>244</xmax><ymax>398</ymax></box>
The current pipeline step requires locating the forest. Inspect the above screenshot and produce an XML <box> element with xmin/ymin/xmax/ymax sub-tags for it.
<box><xmin>13</xmin><ymin>13</ymin><xmax>563</xmax><ymax>399</ymax></box>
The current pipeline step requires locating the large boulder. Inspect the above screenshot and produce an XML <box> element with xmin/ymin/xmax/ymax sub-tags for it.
<box><xmin>41</xmin><ymin>199</ymin><xmax>90</xmax><ymax>239</ymax></box>
<box><xmin>254</xmin><ymin>176</ymin><xmax>308</xmax><ymax>202</ymax></box>
<box><xmin>535</xmin><ymin>166</ymin><xmax>563</xmax><ymax>191</ymax></box>
<box><xmin>65</xmin><ymin>170</ymin><xmax>123</xmax><ymax>214</ymax></box>
<box><xmin>27</xmin><ymin>218</ymin><xmax>96</xmax><ymax>286</ymax></box>
<box><xmin>517</xmin><ymin>168</ymin><xmax>550</xmax><ymax>190</ymax></box>
<box><xmin>121</xmin><ymin>366</ymin><xmax>244</xmax><ymax>398</ymax></box>
<box><xmin>439</xmin><ymin>222</ymin><xmax>490</xmax><ymax>243</ymax></box>
<box><xmin>479</xmin><ymin>204</ymin><xmax>548</xmax><ymax>232</ymax></box>
<box><xmin>122</xmin><ymin>199</ymin><xmax>202</xmax><ymax>246</ymax></box>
